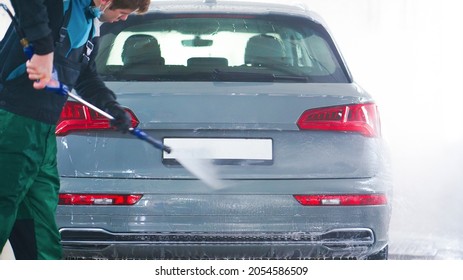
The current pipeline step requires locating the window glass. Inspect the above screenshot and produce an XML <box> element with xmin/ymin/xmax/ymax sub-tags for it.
<box><xmin>97</xmin><ymin>15</ymin><xmax>349</xmax><ymax>83</ymax></box>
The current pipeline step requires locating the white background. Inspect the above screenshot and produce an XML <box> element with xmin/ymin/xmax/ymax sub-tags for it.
<box><xmin>2</xmin><ymin>0</ymin><xmax>463</xmax><ymax>258</ymax></box>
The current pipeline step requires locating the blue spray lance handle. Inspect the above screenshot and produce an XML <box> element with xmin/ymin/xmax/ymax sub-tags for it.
<box><xmin>130</xmin><ymin>128</ymin><xmax>172</xmax><ymax>154</ymax></box>
<box><xmin>43</xmin><ymin>68</ymin><xmax>69</xmax><ymax>95</ymax></box>
<box><xmin>23</xmin><ymin>44</ymin><xmax>34</xmax><ymax>60</ymax></box>
<box><xmin>22</xmin><ymin>44</ymin><xmax>68</xmax><ymax>95</ymax></box>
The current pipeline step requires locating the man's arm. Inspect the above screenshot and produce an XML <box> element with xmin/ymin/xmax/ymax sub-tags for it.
<box><xmin>10</xmin><ymin>0</ymin><xmax>55</xmax><ymax>89</ymax></box>
<box><xmin>74</xmin><ymin>38</ymin><xmax>132</xmax><ymax>133</ymax></box>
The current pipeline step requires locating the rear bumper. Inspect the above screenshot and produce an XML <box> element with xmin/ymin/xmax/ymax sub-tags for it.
<box><xmin>59</xmin><ymin>227</ymin><xmax>385</xmax><ymax>260</ymax></box>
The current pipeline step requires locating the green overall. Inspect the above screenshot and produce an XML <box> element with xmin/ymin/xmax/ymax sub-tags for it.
<box><xmin>0</xmin><ymin>109</ymin><xmax>62</xmax><ymax>259</ymax></box>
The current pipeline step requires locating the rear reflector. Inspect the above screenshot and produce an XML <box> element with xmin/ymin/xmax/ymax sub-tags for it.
<box><xmin>297</xmin><ymin>103</ymin><xmax>380</xmax><ymax>137</ymax></box>
<box><xmin>59</xmin><ymin>194</ymin><xmax>142</xmax><ymax>205</ymax></box>
<box><xmin>55</xmin><ymin>101</ymin><xmax>139</xmax><ymax>136</ymax></box>
<box><xmin>293</xmin><ymin>194</ymin><xmax>387</xmax><ymax>206</ymax></box>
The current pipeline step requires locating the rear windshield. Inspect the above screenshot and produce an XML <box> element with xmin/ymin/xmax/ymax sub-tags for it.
<box><xmin>96</xmin><ymin>14</ymin><xmax>350</xmax><ymax>83</ymax></box>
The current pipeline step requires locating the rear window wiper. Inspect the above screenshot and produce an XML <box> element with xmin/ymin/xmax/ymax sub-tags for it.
<box><xmin>212</xmin><ymin>69</ymin><xmax>311</xmax><ymax>82</ymax></box>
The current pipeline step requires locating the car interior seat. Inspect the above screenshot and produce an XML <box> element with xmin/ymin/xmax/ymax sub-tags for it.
<box><xmin>244</xmin><ymin>34</ymin><xmax>289</xmax><ymax>67</ymax></box>
<box><xmin>121</xmin><ymin>34</ymin><xmax>165</xmax><ymax>66</ymax></box>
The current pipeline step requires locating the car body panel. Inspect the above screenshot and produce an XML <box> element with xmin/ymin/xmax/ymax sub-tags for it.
<box><xmin>58</xmin><ymin>82</ymin><xmax>381</xmax><ymax>180</ymax></box>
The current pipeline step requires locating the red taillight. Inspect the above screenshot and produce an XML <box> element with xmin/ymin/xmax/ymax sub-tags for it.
<box><xmin>59</xmin><ymin>193</ymin><xmax>142</xmax><ymax>205</ymax></box>
<box><xmin>293</xmin><ymin>194</ymin><xmax>387</xmax><ymax>206</ymax></box>
<box><xmin>55</xmin><ymin>101</ymin><xmax>139</xmax><ymax>136</ymax></box>
<box><xmin>297</xmin><ymin>103</ymin><xmax>381</xmax><ymax>137</ymax></box>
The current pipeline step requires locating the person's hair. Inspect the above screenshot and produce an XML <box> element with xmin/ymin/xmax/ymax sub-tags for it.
<box><xmin>110</xmin><ymin>0</ymin><xmax>151</xmax><ymax>14</ymax></box>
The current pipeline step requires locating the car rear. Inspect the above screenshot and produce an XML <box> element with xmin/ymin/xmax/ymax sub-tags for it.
<box><xmin>55</xmin><ymin>0</ymin><xmax>392</xmax><ymax>260</ymax></box>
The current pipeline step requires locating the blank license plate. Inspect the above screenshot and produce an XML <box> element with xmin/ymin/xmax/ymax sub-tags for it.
<box><xmin>163</xmin><ymin>138</ymin><xmax>273</xmax><ymax>165</ymax></box>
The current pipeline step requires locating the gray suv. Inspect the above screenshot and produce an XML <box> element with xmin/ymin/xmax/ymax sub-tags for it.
<box><xmin>55</xmin><ymin>0</ymin><xmax>392</xmax><ymax>260</ymax></box>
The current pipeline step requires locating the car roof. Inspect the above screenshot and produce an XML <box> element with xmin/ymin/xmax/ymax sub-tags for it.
<box><xmin>148</xmin><ymin>0</ymin><xmax>327</xmax><ymax>26</ymax></box>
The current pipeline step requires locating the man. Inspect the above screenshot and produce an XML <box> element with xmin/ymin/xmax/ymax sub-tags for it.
<box><xmin>0</xmin><ymin>0</ymin><xmax>150</xmax><ymax>260</ymax></box>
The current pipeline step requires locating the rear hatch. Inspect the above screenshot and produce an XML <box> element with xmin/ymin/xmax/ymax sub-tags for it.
<box><xmin>56</xmin><ymin>81</ymin><xmax>382</xmax><ymax>181</ymax></box>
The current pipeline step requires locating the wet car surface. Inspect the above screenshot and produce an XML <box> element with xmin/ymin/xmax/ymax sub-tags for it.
<box><xmin>55</xmin><ymin>0</ymin><xmax>392</xmax><ymax>260</ymax></box>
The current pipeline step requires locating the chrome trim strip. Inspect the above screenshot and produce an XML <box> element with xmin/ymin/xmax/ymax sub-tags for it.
<box><xmin>59</xmin><ymin>227</ymin><xmax>375</xmax><ymax>247</ymax></box>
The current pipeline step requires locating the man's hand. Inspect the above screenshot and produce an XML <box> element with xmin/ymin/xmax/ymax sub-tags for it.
<box><xmin>26</xmin><ymin>52</ymin><xmax>54</xmax><ymax>90</ymax></box>
<box><xmin>105</xmin><ymin>102</ymin><xmax>132</xmax><ymax>133</ymax></box>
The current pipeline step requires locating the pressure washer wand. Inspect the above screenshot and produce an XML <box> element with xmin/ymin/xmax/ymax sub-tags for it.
<box><xmin>64</xmin><ymin>90</ymin><xmax>172</xmax><ymax>154</ymax></box>
<box><xmin>0</xmin><ymin>3</ymin><xmax>171</xmax><ymax>153</ymax></box>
